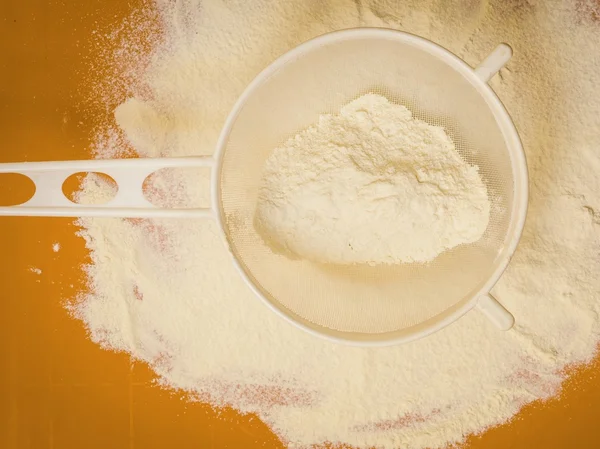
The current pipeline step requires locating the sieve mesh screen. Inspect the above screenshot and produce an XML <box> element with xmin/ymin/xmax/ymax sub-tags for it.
<box><xmin>219</xmin><ymin>32</ymin><xmax>517</xmax><ymax>342</ymax></box>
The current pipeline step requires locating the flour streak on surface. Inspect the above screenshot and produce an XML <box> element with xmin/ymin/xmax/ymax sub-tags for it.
<box><xmin>72</xmin><ymin>1</ymin><xmax>600</xmax><ymax>448</ymax></box>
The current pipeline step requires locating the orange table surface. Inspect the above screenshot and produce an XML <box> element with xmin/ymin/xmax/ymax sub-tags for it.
<box><xmin>1</xmin><ymin>1</ymin><xmax>599</xmax><ymax>448</ymax></box>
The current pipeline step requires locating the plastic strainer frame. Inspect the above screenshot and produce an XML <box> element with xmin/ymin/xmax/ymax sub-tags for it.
<box><xmin>0</xmin><ymin>28</ymin><xmax>528</xmax><ymax>346</ymax></box>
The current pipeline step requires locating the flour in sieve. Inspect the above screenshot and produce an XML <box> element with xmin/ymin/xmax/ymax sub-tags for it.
<box><xmin>256</xmin><ymin>93</ymin><xmax>490</xmax><ymax>265</ymax></box>
<box><xmin>70</xmin><ymin>1</ymin><xmax>600</xmax><ymax>449</ymax></box>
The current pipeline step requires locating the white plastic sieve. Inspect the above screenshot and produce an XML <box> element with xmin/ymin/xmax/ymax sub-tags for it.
<box><xmin>0</xmin><ymin>29</ymin><xmax>528</xmax><ymax>346</ymax></box>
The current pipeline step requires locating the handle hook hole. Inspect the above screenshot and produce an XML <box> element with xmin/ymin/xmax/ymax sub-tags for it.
<box><xmin>62</xmin><ymin>172</ymin><xmax>118</xmax><ymax>205</ymax></box>
<box><xmin>0</xmin><ymin>173</ymin><xmax>36</xmax><ymax>206</ymax></box>
<box><xmin>142</xmin><ymin>167</ymin><xmax>211</xmax><ymax>209</ymax></box>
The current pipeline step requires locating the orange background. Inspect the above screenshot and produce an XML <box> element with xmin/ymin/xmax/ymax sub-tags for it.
<box><xmin>1</xmin><ymin>1</ymin><xmax>599</xmax><ymax>448</ymax></box>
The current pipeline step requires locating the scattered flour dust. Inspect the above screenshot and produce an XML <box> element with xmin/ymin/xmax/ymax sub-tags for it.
<box><xmin>52</xmin><ymin>243</ymin><xmax>61</xmax><ymax>253</ymax></box>
<box><xmin>256</xmin><ymin>93</ymin><xmax>490</xmax><ymax>265</ymax></box>
<box><xmin>71</xmin><ymin>1</ymin><xmax>600</xmax><ymax>449</ymax></box>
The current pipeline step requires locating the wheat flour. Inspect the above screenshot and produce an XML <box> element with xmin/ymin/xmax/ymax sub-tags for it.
<box><xmin>256</xmin><ymin>93</ymin><xmax>490</xmax><ymax>265</ymax></box>
<box><xmin>70</xmin><ymin>1</ymin><xmax>600</xmax><ymax>448</ymax></box>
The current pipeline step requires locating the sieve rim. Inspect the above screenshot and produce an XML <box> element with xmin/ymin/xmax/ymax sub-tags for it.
<box><xmin>212</xmin><ymin>27</ymin><xmax>529</xmax><ymax>346</ymax></box>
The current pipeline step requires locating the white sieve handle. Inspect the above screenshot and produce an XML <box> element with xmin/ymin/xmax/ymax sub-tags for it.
<box><xmin>0</xmin><ymin>157</ymin><xmax>215</xmax><ymax>218</ymax></box>
<box><xmin>474</xmin><ymin>44</ymin><xmax>512</xmax><ymax>83</ymax></box>
<box><xmin>476</xmin><ymin>294</ymin><xmax>514</xmax><ymax>331</ymax></box>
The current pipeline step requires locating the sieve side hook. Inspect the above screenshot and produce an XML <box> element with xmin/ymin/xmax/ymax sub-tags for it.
<box><xmin>477</xmin><ymin>293</ymin><xmax>515</xmax><ymax>331</ymax></box>
<box><xmin>474</xmin><ymin>43</ymin><xmax>513</xmax><ymax>83</ymax></box>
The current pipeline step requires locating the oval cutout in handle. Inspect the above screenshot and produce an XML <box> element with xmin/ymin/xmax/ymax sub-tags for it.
<box><xmin>0</xmin><ymin>173</ymin><xmax>36</xmax><ymax>206</ymax></box>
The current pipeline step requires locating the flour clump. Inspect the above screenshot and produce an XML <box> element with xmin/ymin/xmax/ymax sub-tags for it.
<box><xmin>255</xmin><ymin>93</ymin><xmax>490</xmax><ymax>264</ymax></box>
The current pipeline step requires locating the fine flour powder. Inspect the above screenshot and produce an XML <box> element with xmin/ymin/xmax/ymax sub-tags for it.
<box><xmin>71</xmin><ymin>1</ymin><xmax>600</xmax><ymax>448</ymax></box>
<box><xmin>256</xmin><ymin>93</ymin><xmax>490</xmax><ymax>264</ymax></box>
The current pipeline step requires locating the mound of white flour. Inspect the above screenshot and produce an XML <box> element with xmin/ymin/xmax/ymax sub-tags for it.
<box><xmin>256</xmin><ymin>94</ymin><xmax>490</xmax><ymax>264</ymax></box>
